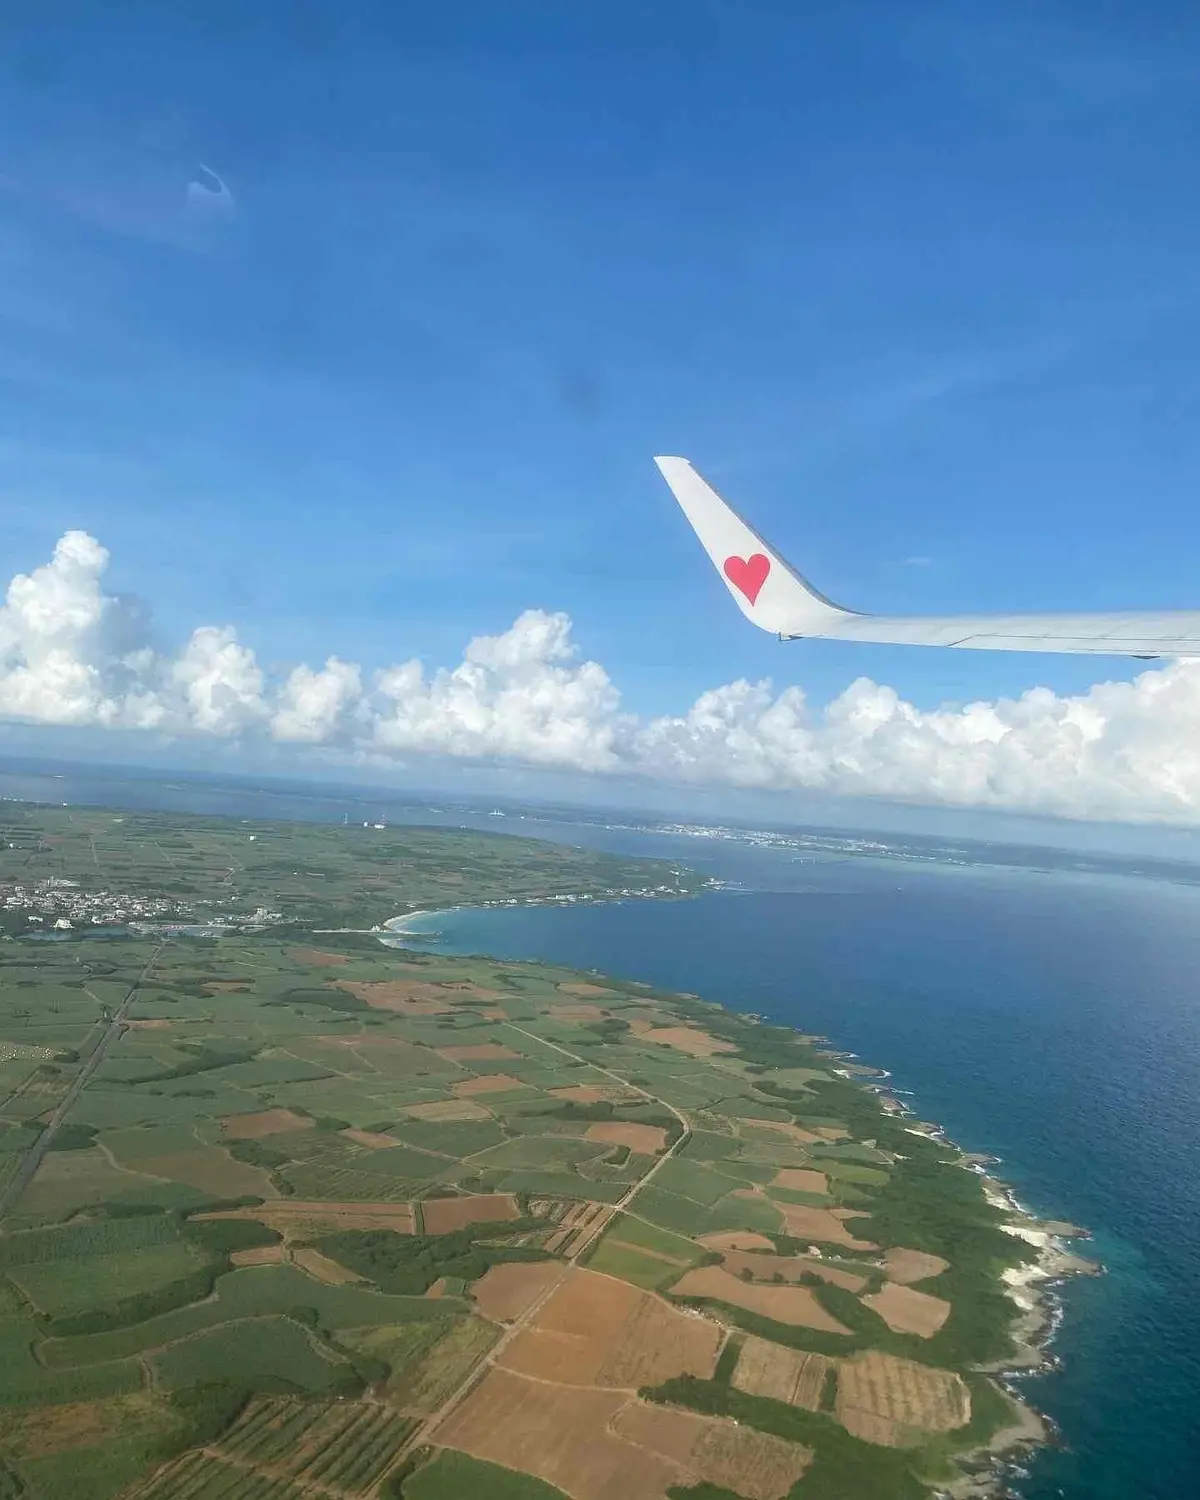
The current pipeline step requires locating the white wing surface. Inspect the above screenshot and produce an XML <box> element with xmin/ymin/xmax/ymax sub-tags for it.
<box><xmin>655</xmin><ymin>456</ymin><xmax>1200</xmax><ymax>658</ymax></box>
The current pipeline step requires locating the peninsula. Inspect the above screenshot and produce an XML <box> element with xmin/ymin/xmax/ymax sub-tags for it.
<box><xmin>0</xmin><ymin>803</ymin><xmax>1078</xmax><ymax>1500</ymax></box>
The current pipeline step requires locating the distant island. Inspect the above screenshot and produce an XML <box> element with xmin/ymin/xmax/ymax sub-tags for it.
<box><xmin>0</xmin><ymin>803</ymin><xmax>1086</xmax><ymax>1500</ymax></box>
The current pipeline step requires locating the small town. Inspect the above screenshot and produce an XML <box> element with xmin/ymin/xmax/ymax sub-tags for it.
<box><xmin>0</xmin><ymin>876</ymin><xmax>282</xmax><ymax>933</ymax></box>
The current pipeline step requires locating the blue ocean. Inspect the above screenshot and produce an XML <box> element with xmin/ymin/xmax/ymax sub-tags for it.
<box><xmin>411</xmin><ymin>824</ymin><xmax>1200</xmax><ymax>1500</ymax></box>
<box><xmin>2</xmin><ymin>763</ymin><xmax>1197</xmax><ymax>1499</ymax></box>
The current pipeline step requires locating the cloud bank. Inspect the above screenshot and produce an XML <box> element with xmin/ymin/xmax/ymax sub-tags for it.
<box><xmin>1</xmin><ymin>531</ymin><xmax>1196</xmax><ymax>824</ymax></box>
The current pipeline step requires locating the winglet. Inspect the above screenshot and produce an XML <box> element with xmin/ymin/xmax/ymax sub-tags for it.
<box><xmin>654</xmin><ymin>456</ymin><xmax>852</xmax><ymax>636</ymax></box>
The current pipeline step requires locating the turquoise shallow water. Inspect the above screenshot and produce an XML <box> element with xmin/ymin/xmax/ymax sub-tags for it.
<box><xmin>411</xmin><ymin>832</ymin><xmax>1200</xmax><ymax>1500</ymax></box>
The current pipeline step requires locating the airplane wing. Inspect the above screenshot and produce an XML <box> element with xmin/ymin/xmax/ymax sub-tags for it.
<box><xmin>654</xmin><ymin>455</ymin><xmax>1200</xmax><ymax>658</ymax></box>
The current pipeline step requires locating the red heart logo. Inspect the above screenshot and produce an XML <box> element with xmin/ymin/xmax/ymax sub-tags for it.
<box><xmin>723</xmin><ymin>552</ymin><xmax>771</xmax><ymax>605</ymax></box>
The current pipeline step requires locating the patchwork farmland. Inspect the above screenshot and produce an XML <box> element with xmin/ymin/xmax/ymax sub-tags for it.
<box><xmin>0</xmin><ymin>803</ymin><xmax>1041</xmax><ymax>1500</ymax></box>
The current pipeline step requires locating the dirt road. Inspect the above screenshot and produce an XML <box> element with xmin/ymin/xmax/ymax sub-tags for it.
<box><xmin>0</xmin><ymin>944</ymin><xmax>163</xmax><ymax>1226</ymax></box>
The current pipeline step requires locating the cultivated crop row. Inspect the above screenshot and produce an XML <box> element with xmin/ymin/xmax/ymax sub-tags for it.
<box><xmin>220</xmin><ymin>1396</ymin><xmax>415</xmax><ymax>1493</ymax></box>
<box><xmin>130</xmin><ymin>1451</ymin><xmax>308</xmax><ymax>1500</ymax></box>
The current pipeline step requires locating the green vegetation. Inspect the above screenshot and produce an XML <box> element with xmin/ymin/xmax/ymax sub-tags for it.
<box><xmin>597</xmin><ymin>1211</ymin><xmax>705</xmax><ymax>1263</ymax></box>
<box><xmin>164</xmin><ymin>1380</ymin><xmax>251</xmax><ymax>1450</ymax></box>
<box><xmin>667</xmin><ymin>1485</ymin><xmax>743</xmax><ymax>1500</ymax></box>
<box><xmin>472</xmin><ymin>1136</ymin><xmax>608</xmax><ymax>1169</ymax></box>
<box><xmin>226</xmin><ymin>1138</ymin><xmax>288</xmax><ymax>1169</ymax></box>
<box><xmin>585</xmin><ymin>1210</ymin><xmax>706</xmax><ymax>1288</ymax></box>
<box><xmin>651</xmin><ymin>1158</ymin><xmax>744</xmax><ymax>1206</ymax></box>
<box><xmin>40</xmin><ymin>1265</ymin><xmax>452</xmax><ymax>1368</ymax></box>
<box><xmin>0</xmin><ymin>803</ymin><xmax>703</xmax><ymax>932</ymax></box>
<box><xmin>0</xmin><ymin>1304</ymin><xmax>144</xmax><ymax>1408</ymax></box>
<box><xmin>634</xmin><ymin>1184</ymin><xmax>783</xmax><ymax>1237</ymax></box>
<box><xmin>314</xmin><ymin>1223</ymin><xmax>551</xmax><ymax>1294</ymax></box>
<box><xmin>45</xmin><ymin>1124</ymin><xmax>97</xmax><ymax>1151</ymax></box>
<box><xmin>584</xmin><ymin>1237</ymin><xmax>674</xmax><ymax>1288</ymax></box>
<box><xmin>151</xmin><ymin>1316</ymin><xmax>356</xmax><ymax>1393</ymax></box>
<box><xmin>400</xmin><ymin>1450</ymin><xmax>570</xmax><ymax>1500</ymax></box>
<box><xmin>713</xmin><ymin>1334</ymin><xmax>742</xmax><ymax>1383</ymax></box>
<box><xmin>182</xmin><ymin>1218</ymin><xmax>282</xmax><ymax>1255</ymax></box>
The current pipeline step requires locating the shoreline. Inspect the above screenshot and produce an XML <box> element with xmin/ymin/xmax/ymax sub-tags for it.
<box><xmin>382</xmin><ymin>899</ymin><xmax>1094</xmax><ymax>1498</ymax></box>
<box><xmin>378</xmin><ymin>874</ymin><xmax>726</xmax><ymax>943</ymax></box>
<box><xmin>381</xmin><ymin>907</ymin><xmax>459</xmax><ymax>938</ymax></box>
<box><xmin>378</xmin><ymin>905</ymin><xmax>477</xmax><ymax>946</ymax></box>
<box><xmin>872</xmin><ymin>1087</ymin><xmax>1100</xmax><ymax>1497</ymax></box>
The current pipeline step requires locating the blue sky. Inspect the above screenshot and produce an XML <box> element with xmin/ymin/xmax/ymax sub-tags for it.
<box><xmin>3</xmin><ymin>1</ymin><xmax>1200</xmax><ymax>830</ymax></box>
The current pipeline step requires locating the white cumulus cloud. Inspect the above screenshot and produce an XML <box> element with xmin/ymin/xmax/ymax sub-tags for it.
<box><xmin>0</xmin><ymin>531</ymin><xmax>156</xmax><ymax>728</ymax></box>
<box><xmin>372</xmin><ymin>610</ymin><xmax>624</xmax><ymax>772</ymax></box>
<box><xmin>272</xmin><ymin>658</ymin><xmax>364</xmax><ymax>743</ymax></box>
<box><xmin>1</xmin><ymin>529</ymin><xmax>1198</xmax><ymax>825</ymax></box>
<box><xmin>632</xmin><ymin>668</ymin><xmax>1200</xmax><ymax>821</ymax></box>
<box><xmin>170</xmin><ymin>626</ymin><xmax>267</xmax><ymax>736</ymax></box>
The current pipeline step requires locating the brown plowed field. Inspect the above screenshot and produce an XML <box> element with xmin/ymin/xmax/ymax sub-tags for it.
<box><xmin>422</xmin><ymin>1193</ymin><xmax>519</xmax><ymax>1235</ymax></box>
<box><xmin>438</xmin><ymin>1368</ymin><xmax>684</xmax><ymax>1500</ymax></box>
<box><xmin>472</xmin><ymin>1260</ymin><xmax>563</xmax><ymax>1322</ymax></box>
<box><xmin>437</xmin><ymin>1043</ymin><xmax>521</xmax><ymax>1062</ymax></box>
<box><xmin>721</xmin><ymin>1251</ymin><xmax>867</xmax><ymax>1293</ymax></box>
<box><xmin>229</xmin><ymin>1244</ymin><xmax>285</xmax><ymax>1267</ymax></box>
<box><xmin>612</xmin><ymin>1401</ymin><xmax>811</xmax><ymax>1500</ymax></box>
<box><xmin>770</xmin><ymin>1168</ymin><xmax>830</xmax><ymax>1195</ymax></box>
<box><xmin>334</xmin><ymin>979</ymin><xmax>456</xmax><ymax>1013</ymax></box>
<box><xmin>595</xmin><ymin>1294</ymin><xmax>721</xmax><ymax>1388</ymax></box>
<box><xmin>288</xmin><ymin>947</ymin><xmax>348</xmax><ymax>966</ymax></box>
<box><xmin>498</xmin><ymin>1267</ymin><xmax>720</xmax><ymax>1387</ymax></box>
<box><xmin>627</xmin><ymin>1020</ymin><xmax>735</xmax><ymax>1057</ymax></box>
<box><xmin>585</xmin><ymin>1121</ymin><xmax>668</xmax><ymax>1155</ymax></box>
<box><xmin>685</xmin><ymin>1413</ymin><xmax>806</xmax><ymax>1496</ymax></box>
<box><xmin>862</xmin><ymin>1281</ymin><xmax>951</xmax><ymax>1337</ymax></box>
<box><xmin>222</xmin><ymin>1108</ymin><xmax>314</xmax><ymax>1140</ymax></box>
<box><xmin>836</xmin><ymin>1351</ymin><xmax>970</xmax><ymax>1446</ymax></box>
<box><xmin>732</xmin><ymin>1335</ymin><xmax>832</xmax><ymax>1410</ymax></box>
<box><xmin>404</xmin><ymin>1099</ymin><xmax>491</xmax><ymax>1122</ymax></box>
<box><xmin>609</xmin><ymin>1401</ymin><xmax>706</xmax><ymax>1464</ymax></box>
<box><xmin>292</xmin><ymin>1247</ymin><xmax>364</xmax><ymax>1284</ymax></box>
<box><xmin>550</xmin><ymin>1085</ymin><xmax>641</xmax><ymax>1105</ymax></box>
<box><xmin>670</xmin><ymin>1266</ymin><xmax>852</xmax><ymax>1333</ymax></box>
<box><xmin>741</xmin><ymin>1120</ymin><xmax>824</xmax><ymax>1146</ymax></box>
<box><xmin>776</xmin><ymin>1204</ymin><xmax>877</xmax><ymax>1250</ymax></box>
<box><xmin>199</xmin><ymin>1200</ymin><xmax>413</xmax><ymax>1234</ymax></box>
<box><xmin>696</xmin><ymin>1230</ymin><xmax>776</xmax><ymax>1253</ymax></box>
<box><xmin>341</xmin><ymin>1128</ymin><xmax>404</xmax><ymax>1149</ymax></box>
<box><xmin>884</xmin><ymin>1247</ymin><xmax>950</xmax><ymax>1285</ymax></box>
<box><xmin>453</xmin><ymin>1073</ymin><xmax>525</xmax><ymax>1095</ymax></box>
